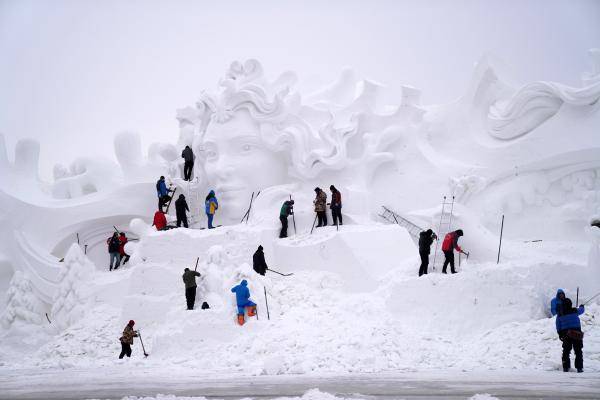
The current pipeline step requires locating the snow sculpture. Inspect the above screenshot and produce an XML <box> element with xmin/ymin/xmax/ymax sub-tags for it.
<box><xmin>51</xmin><ymin>157</ymin><xmax>123</xmax><ymax>199</ymax></box>
<box><xmin>1</xmin><ymin>271</ymin><xmax>46</xmax><ymax>328</ymax></box>
<box><xmin>50</xmin><ymin>244</ymin><xmax>95</xmax><ymax>331</ymax></box>
<box><xmin>185</xmin><ymin>59</ymin><xmax>419</xmax><ymax>221</ymax></box>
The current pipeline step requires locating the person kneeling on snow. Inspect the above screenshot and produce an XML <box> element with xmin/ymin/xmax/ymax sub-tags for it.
<box><xmin>231</xmin><ymin>279</ymin><xmax>256</xmax><ymax>325</ymax></box>
<box><xmin>556</xmin><ymin>298</ymin><xmax>585</xmax><ymax>373</ymax></box>
<box><xmin>119</xmin><ymin>320</ymin><xmax>138</xmax><ymax>359</ymax></box>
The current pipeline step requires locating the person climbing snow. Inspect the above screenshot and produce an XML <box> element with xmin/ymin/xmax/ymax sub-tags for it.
<box><xmin>175</xmin><ymin>194</ymin><xmax>190</xmax><ymax>228</ymax></box>
<box><xmin>314</xmin><ymin>187</ymin><xmax>327</xmax><ymax>228</ymax></box>
<box><xmin>152</xmin><ymin>209</ymin><xmax>167</xmax><ymax>231</ymax></box>
<box><xmin>182</xmin><ymin>267</ymin><xmax>201</xmax><ymax>310</ymax></box>
<box><xmin>181</xmin><ymin>145</ymin><xmax>194</xmax><ymax>181</ymax></box>
<box><xmin>119</xmin><ymin>320</ymin><xmax>138</xmax><ymax>359</ymax></box>
<box><xmin>551</xmin><ymin>289</ymin><xmax>566</xmax><ymax>317</ymax></box>
<box><xmin>441</xmin><ymin>229</ymin><xmax>466</xmax><ymax>274</ymax></box>
<box><xmin>107</xmin><ymin>232</ymin><xmax>121</xmax><ymax>271</ymax></box>
<box><xmin>253</xmin><ymin>245</ymin><xmax>268</xmax><ymax>275</ymax></box>
<box><xmin>556</xmin><ymin>298</ymin><xmax>585</xmax><ymax>372</ymax></box>
<box><xmin>329</xmin><ymin>185</ymin><xmax>342</xmax><ymax>226</ymax></box>
<box><xmin>279</xmin><ymin>199</ymin><xmax>294</xmax><ymax>238</ymax></box>
<box><xmin>231</xmin><ymin>279</ymin><xmax>256</xmax><ymax>326</ymax></box>
<box><xmin>205</xmin><ymin>190</ymin><xmax>218</xmax><ymax>229</ymax></box>
<box><xmin>156</xmin><ymin>176</ymin><xmax>173</xmax><ymax>212</ymax></box>
<box><xmin>418</xmin><ymin>229</ymin><xmax>437</xmax><ymax>276</ymax></box>
<box><xmin>118</xmin><ymin>232</ymin><xmax>130</xmax><ymax>265</ymax></box>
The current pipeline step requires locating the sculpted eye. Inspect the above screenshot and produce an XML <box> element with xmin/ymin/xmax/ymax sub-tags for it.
<box><xmin>241</xmin><ymin>143</ymin><xmax>253</xmax><ymax>153</ymax></box>
<box><xmin>206</xmin><ymin>150</ymin><xmax>217</xmax><ymax>160</ymax></box>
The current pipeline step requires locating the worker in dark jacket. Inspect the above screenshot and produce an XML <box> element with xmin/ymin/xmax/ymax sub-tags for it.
<box><xmin>279</xmin><ymin>200</ymin><xmax>294</xmax><ymax>238</ymax></box>
<box><xmin>231</xmin><ymin>280</ymin><xmax>256</xmax><ymax>325</ymax></box>
<box><xmin>119</xmin><ymin>320</ymin><xmax>138</xmax><ymax>358</ymax></box>
<box><xmin>253</xmin><ymin>245</ymin><xmax>268</xmax><ymax>275</ymax></box>
<box><xmin>156</xmin><ymin>176</ymin><xmax>173</xmax><ymax>211</ymax></box>
<box><xmin>175</xmin><ymin>194</ymin><xmax>190</xmax><ymax>228</ymax></box>
<box><xmin>181</xmin><ymin>145</ymin><xmax>194</xmax><ymax>181</ymax></box>
<box><xmin>556</xmin><ymin>298</ymin><xmax>585</xmax><ymax>372</ymax></box>
<box><xmin>441</xmin><ymin>229</ymin><xmax>466</xmax><ymax>274</ymax></box>
<box><xmin>329</xmin><ymin>185</ymin><xmax>342</xmax><ymax>226</ymax></box>
<box><xmin>418</xmin><ymin>229</ymin><xmax>437</xmax><ymax>276</ymax></box>
<box><xmin>107</xmin><ymin>232</ymin><xmax>121</xmax><ymax>271</ymax></box>
<box><xmin>182</xmin><ymin>268</ymin><xmax>201</xmax><ymax>310</ymax></box>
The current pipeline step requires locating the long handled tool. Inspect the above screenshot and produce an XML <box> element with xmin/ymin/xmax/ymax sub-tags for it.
<box><xmin>576</xmin><ymin>287</ymin><xmax>579</xmax><ymax>307</ymax></box>
<box><xmin>240</xmin><ymin>192</ymin><xmax>255</xmax><ymax>223</ymax></box>
<box><xmin>290</xmin><ymin>195</ymin><xmax>297</xmax><ymax>235</ymax></box>
<box><xmin>310</xmin><ymin>214</ymin><xmax>318</xmax><ymax>234</ymax></box>
<box><xmin>138</xmin><ymin>331</ymin><xmax>149</xmax><ymax>357</ymax></box>
<box><xmin>264</xmin><ymin>286</ymin><xmax>270</xmax><ymax>320</ymax></box>
<box><xmin>194</xmin><ymin>257</ymin><xmax>199</xmax><ymax>272</ymax></box>
<box><xmin>582</xmin><ymin>291</ymin><xmax>600</xmax><ymax>306</ymax></box>
<box><xmin>267</xmin><ymin>268</ymin><xmax>294</xmax><ymax>277</ymax></box>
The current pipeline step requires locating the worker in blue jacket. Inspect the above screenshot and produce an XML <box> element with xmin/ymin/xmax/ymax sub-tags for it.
<box><xmin>551</xmin><ymin>289</ymin><xmax>566</xmax><ymax>316</ymax></box>
<box><xmin>156</xmin><ymin>176</ymin><xmax>173</xmax><ymax>211</ymax></box>
<box><xmin>556</xmin><ymin>298</ymin><xmax>585</xmax><ymax>373</ymax></box>
<box><xmin>231</xmin><ymin>279</ymin><xmax>256</xmax><ymax>325</ymax></box>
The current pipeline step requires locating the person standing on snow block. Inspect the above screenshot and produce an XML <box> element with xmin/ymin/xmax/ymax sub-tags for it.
<box><xmin>279</xmin><ymin>200</ymin><xmax>294</xmax><ymax>238</ymax></box>
<box><xmin>253</xmin><ymin>245</ymin><xmax>268</xmax><ymax>275</ymax></box>
<box><xmin>152</xmin><ymin>209</ymin><xmax>168</xmax><ymax>231</ymax></box>
<box><xmin>182</xmin><ymin>267</ymin><xmax>201</xmax><ymax>310</ymax></box>
<box><xmin>313</xmin><ymin>187</ymin><xmax>327</xmax><ymax>228</ymax></box>
<box><xmin>231</xmin><ymin>279</ymin><xmax>256</xmax><ymax>326</ymax></box>
<box><xmin>418</xmin><ymin>229</ymin><xmax>437</xmax><ymax>276</ymax></box>
<box><xmin>119</xmin><ymin>320</ymin><xmax>138</xmax><ymax>359</ymax></box>
<box><xmin>205</xmin><ymin>190</ymin><xmax>218</xmax><ymax>229</ymax></box>
<box><xmin>329</xmin><ymin>185</ymin><xmax>342</xmax><ymax>226</ymax></box>
<box><xmin>181</xmin><ymin>145</ymin><xmax>194</xmax><ymax>181</ymax></box>
<box><xmin>551</xmin><ymin>289</ymin><xmax>566</xmax><ymax>317</ymax></box>
<box><xmin>175</xmin><ymin>194</ymin><xmax>190</xmax><ymax>228</ymax></box>
<box><xmin>556</xmin><ymin>298</ymin><xmax>585</xmax><ymax>373</ymax></box>
<box><xmin>118</xmin><ymin>232</ymin><xmax>130</xmax><ymax>265</ymax></box>
<box><xmin>156</xmin><ymin>176</ymin><xmax>173</xmax><ymax>212</ymax></box>
<box><xmin>107</xmin><ymin>232</ymin><xmax>121</xmax><ymax>271</ymax></box>
<box><xmin>441</xmin><ymin>229</ymin><xmax>466</xmax><ymax>274</ymax></box>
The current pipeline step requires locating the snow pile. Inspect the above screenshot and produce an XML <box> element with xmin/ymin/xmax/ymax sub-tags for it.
<box><xmin>50</xmin><ymin>244</ymin><xmax>95</xmax><ymax>330</ymax></box>
<box><xmin>469</xmin><ymin>395</ymin><xmax>499</xmax><ymax>400</ymax></box>
<box><xmin>0</xmin><ymin>271</ymin><xmax>46</xmax><ymax>328</ymax></box>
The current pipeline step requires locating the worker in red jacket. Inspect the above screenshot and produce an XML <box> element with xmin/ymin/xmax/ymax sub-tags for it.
<box><xmin>118</xmin><ymin>232</ymin><xmax>130</xmax><ymax>265</ymax></box>
<box><xmin>152</xmin><ymin>210</ymin><xmax>167</xmax><ymax>231</ymax></box>
<box><xmin>441</xmin><ymin>229</ymin><xmax>466</xmax><ymax>274</ymax></box>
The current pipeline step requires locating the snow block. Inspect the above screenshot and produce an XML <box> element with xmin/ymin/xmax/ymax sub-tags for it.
<box><xmin>273</xmin><ymin>224</ymin><xmax>415</xmax><ymax>292</ymax></box>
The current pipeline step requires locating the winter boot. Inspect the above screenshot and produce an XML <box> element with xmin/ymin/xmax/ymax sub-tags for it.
<box><xmin>237</xmin><ymin>314</ymin><xmax>245</xmax><ymax>326</ymax></box>
<box><xmin>577</xmin><ymin>368</ymin><xmax>583</xmax><ymax>373</ymax></box>
<box><xmin>247</xmin><ymin>306</ymin><xmax>257</xmax><ymax>317</ymax></box>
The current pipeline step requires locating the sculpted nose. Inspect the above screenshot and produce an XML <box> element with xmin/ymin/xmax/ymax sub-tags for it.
<box><xmin>214</xmin><ymin>155</ymin><xmax>235</xmax><ymax>179</ymax></box>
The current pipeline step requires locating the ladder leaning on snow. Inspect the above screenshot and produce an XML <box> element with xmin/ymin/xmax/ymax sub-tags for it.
<box><xmin>431</xmin><ymin>196</ymin><xmax>455</xmax><ymax>271</ymax></box>
<box><xmin>379</xmin><ymin>206</ymin><xmax>424</xmax><ymax>242</ymax></box>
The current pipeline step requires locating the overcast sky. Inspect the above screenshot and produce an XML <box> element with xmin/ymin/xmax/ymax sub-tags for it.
<box><xmin>1</xmin><ymin>0</ymin><xmax>599</xmax><ymax>178</ymax></box>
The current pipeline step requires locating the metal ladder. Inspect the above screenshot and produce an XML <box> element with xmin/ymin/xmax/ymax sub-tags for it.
<box><xmin>431</xmin><ymin>196</ymin><xmax>455</xmax><ymax>271</ymax></box>
<box><xmin>379</xmin><ymin>206</ymin><xmax>425</xmax><ymax>242</ymax></box>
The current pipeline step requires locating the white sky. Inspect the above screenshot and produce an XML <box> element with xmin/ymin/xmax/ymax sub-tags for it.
<box><xmin>1</xmin><ymin>0</ymin><xmax>599</xmax><ymax>179</ymax></box>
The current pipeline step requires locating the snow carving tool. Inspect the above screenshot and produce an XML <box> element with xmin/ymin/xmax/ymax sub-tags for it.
<box><xmin>290</xmin><ymin>195</ymin><xmax>297</xmax><ymax>235</ymax></box>
<box><xmin>194</xmin><ymin>257</ymin><xmax>199</xmax><ymax>272</ymax></box>
<box><xmin>267</xmin><ymin>268</ymin><xmax>294</xmax><ymax>277</ymax></box>
<box><xmin>240</xmin><ymin>192</ymin><xmax>254</xmax><ymax>223</ymax></box>
<box><xmin>582</xmin><ymin>291</ymin><xmax>600</xmax><ymax>306</ymax></box>
<box><xmin>138</xmin><ymin>331</ymin><xmax>149</xmax><ymax>357</ymax></box>
<box><xmin>310</xmin><ymin>214</ymin><xmax>318</xmax><ymax>234</ymax></box>
<box><xmin>264</xmin><ymin>286</ymin><xmax>270</xmax><ymax>320</ymax></box>
<box><xmin>576</xmin><ymin>287</ymin><xmax>579</xmax><ymax>307</ymax></box>
<box><xmin>45</xmin><ymin>313</ymin><xmax>51</xmax><ymax>324</ymax></box>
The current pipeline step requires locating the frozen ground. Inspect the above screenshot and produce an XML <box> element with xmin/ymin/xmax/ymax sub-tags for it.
<box><xmin>1</xmin><ymin>369</ymin><xmax>599</xmax><ymax>399</ymax></box>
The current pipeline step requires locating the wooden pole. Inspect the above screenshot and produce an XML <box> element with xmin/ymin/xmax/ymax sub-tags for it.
<box><xmin>497</xmin><ymin>215</ymin><xmax>504</xmax><ymax>264</ymax></box>
<box><xmin>264</xmin><ymin>286</ymin><xmax>270</xmax><ymax>320</ymax></box>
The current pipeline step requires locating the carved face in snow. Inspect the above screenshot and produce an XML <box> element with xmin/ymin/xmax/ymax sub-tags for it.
<box><xmin>202</xmin><ymin>110</ymin><xmax>288</xmax><ymax>220</ymax></box>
